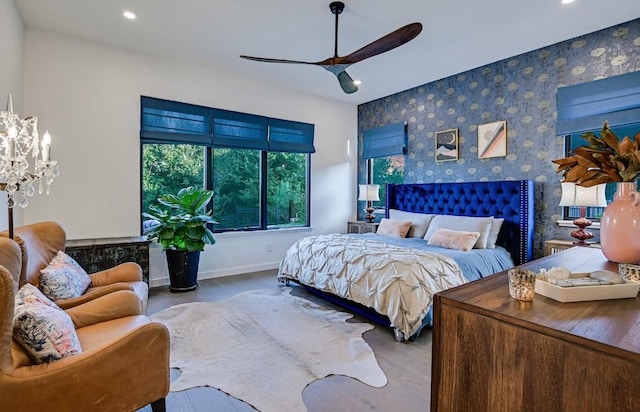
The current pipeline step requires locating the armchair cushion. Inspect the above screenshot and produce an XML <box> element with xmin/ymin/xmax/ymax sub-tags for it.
<box><xmin>39</xmin><ymin>251</ymin><xmax>91</xmax><ymax>301</ymax></box>
<box><xmin>13</xmin><ymin>284</ymin><xmax>82</xmax><ymax>364</ymax></box>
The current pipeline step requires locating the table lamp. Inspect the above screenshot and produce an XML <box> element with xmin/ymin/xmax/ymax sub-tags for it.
<box><xmin>559</xmin><ymin>182</ymin><xmax>607</xmax><ymax>245</ymax></box>
<box><xmin>358</xmin><ymin>184</ymin><xmax>380</xmax><ymax>223</ymax></box>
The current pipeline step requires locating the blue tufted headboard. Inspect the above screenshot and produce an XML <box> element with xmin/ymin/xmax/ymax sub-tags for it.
<box><xmin>385</xmin><ymin>180</ymin><xmax>534</xmax><ymax>265</ymax></box>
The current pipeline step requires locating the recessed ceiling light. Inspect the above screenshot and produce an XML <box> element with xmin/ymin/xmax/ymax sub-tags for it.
<box><xmin>354</xmin><ymin>80</ymin><xmax>362</xmax><ymax>86</ymax></box>
<box><xmin>123</xmin><ymin>11</ymin><xmax>138</xmax><ymax>20</ymax></box>
<box><xmin>562</xmin><ymin>0</ymin><xmax>575</xmax><ymax>4</ymax></box>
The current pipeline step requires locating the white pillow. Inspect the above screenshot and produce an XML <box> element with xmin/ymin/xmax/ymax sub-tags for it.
<box><xmin>388</xmin><ymin>209</ymin><xmax>435</xmax><ymax>238</ymax></box>
<box><xmin>423</xmin><ymin>215</ymin><xmax>494</xmax><ymax>249</ymax></box>
<box><xmin>486</xmin><ymin>218</ymin><xmax>504</xmax><ymax>249</ymax></box>
<box><xmin>376</xmin><ymin>218</ymin><xmax>412</xmax><ymax>238</ymax></box>
<box><xmin>427</xmin><ymin>228</ymin><xmax>481</xmax><ymax>251</ymax></box>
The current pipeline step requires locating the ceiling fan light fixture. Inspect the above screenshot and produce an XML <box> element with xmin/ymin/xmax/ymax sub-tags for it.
<box><xmin>337</xmin><ymin>71</ymin><xmax>358</xmax><ymax>94</ymax></box>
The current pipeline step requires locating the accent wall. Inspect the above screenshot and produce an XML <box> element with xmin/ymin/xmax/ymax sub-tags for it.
<box><xmin>358</xmin><ymin>18</ymin><xmax>640</xmax><ymax>258</ymax></box>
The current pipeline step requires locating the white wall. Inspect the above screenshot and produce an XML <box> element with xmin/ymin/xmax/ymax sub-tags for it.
<box><xmin>0</xmin><ymin>0</ymin><xmax>25</xmax><ymax>230</ymax></box>
<box><xmin>23</xmin><ymin>28</ymin><xmax>358</xmax><ymax>287</ymax></box>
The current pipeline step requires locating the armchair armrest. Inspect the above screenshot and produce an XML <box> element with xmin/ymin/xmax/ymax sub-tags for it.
<box><xmin>2</xmin><ymin>316</ymin><xmax>170</xmax><ymax>412</ymax></box>
<box><xmin>89</xmin><ymin>262</ymin><xmax>143</xmax><ymax>285</ymax></box>
<box><xmin>54</xmin><ymin>283</ymin><xmax>134</xmax><ymax>310</ymax></box>
<box><xmin>65</xmin><ymin>290</ymin><xmax>143</xmax><ymax>328</ymax></box>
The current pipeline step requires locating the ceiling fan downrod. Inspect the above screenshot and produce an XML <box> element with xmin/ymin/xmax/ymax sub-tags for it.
<box><xmin>329</xmin><ymin>2</ymin><xmax>345</xmax><ymax>58</ymax></box>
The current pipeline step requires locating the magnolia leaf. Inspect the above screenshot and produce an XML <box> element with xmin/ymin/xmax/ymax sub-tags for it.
<box><xmin>584</xmin><ymin>133</ymin><xmax>606</xmax><ymax>148</ymax></box>
<box><xmin>574</xmin><ymin>154</ymin><xmax>600</xmax><ymax>169</ymax></box>
<box><xmin>601</xmin><ymin>123</ymin><xmax>622</xmax><ymax>151</ymax></box>
<box><xmin>578</xmin><ymin>170</ymin><xmax>602</xmax><ymax>181</ymax></box>
<box><xmin>619</xmin><ymin>136</ymin><xmax>636</xmax><ymax>156</ymax></box>
<box><xmin>565</xmin><ymin>165</ymin><xmax>589</xmax><ymax>182</ymax></box>
<box><xmin>578</xmin><ymin>174</ymin><xmax>612</xmax><ymax>186</ymax></box>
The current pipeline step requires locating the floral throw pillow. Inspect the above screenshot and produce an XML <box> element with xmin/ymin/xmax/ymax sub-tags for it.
<box><xmin>39</xmin><ymin>251</ymin><xmax>92</xmax><ymax>301</ymax></box>
<box><xmin>13</xmin><ymin>283</ymin><xmax>82</xmax><ymax>364</ymax></box>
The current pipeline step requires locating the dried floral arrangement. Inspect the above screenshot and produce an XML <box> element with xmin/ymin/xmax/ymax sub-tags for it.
<box><xmin>552</xmin><ymin>122</ymin><xmax>640</xmax><ymax>187</ymax></box>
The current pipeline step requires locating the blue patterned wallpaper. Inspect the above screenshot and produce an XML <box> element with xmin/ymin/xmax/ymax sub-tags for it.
<box><xmin>357</xmin><ymin>19</ymin><xmax>640</xmax><ymax>258</ymax></box>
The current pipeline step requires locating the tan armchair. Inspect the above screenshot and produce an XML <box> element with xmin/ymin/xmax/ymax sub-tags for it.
<box><xmin>1</xmin><ymin>221</ymin><xmax>149</xmax><ymax>312</ymax></box>
<box><xmin>0</xmin><ymin>236</ymin><xmax>170</xmax><ymax>412</ymax></box>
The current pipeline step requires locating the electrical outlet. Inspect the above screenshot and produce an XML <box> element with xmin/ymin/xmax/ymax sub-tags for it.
<box><xmin>267</xmin><ymin>243</ymin><xmax>273</xmax><ymax>252</ymax></box>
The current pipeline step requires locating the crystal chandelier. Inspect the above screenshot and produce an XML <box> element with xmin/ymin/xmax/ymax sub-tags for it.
<box><xmin>0</xmin><ymin>95</ymin><xmax>59</xmax><ymax>209</ymax></box>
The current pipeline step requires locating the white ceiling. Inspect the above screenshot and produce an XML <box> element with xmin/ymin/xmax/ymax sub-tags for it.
<box><xmin>15</xmin><ymin>0</ymin><xmax>640</xmax><ymax>105</ymax></box>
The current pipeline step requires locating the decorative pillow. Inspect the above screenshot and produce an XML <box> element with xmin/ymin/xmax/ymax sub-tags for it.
<box><xmin>13</xmin><ymin>284</ymin><xmax>82</xmax><ymax>364</ymax></box>
<box><xmin>486</xmin><ymin>218</ymin><xmax>505</xmax><ymax>249</ymax></box>
<box><xmin>16</xmin><ymin>282</ymin><xmax>58</xmax><ymax>308</ymax></box>
<box><xmin>427</xmin><ymin>228</ymin><xmax>481</xmax><ymax>252</ymax></box>
<box><xmin>39</xmin><ymin>251</ymin><xmax>91</xmax><ymax>301</ymax></box>
<box><xmin>376</xmin><ymin>218</ymin><xmax>412</xmax><ymax>238</ymax></box>
<box><xmin>423</xmin><ymin>215</ymin><xmax>494</xmax><ymax>249</ymax></box>
<box><xmin>388</xmin><ymin>209</ymin><xmax>435</xmax><ymax>238</ymax></box>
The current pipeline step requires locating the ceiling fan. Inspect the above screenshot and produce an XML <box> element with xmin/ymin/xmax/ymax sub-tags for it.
<box><xmin>240</xmin><ymin>1</ymin><xmax>422</xmax><ymax>94</ymax></box>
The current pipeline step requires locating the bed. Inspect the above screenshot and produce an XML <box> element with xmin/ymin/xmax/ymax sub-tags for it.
<box><xmin>278</xmin><ymin>180</ymin><xmax>534</xmax><ymax>341</ymax></box>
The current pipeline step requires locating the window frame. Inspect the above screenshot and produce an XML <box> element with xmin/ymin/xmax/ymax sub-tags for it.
<box><xmin>140</xmin><ymin>96</ymin><xmax>314</xmax><ymax>233</ymax></box>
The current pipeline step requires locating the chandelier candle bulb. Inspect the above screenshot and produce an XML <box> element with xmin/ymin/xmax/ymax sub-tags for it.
<box><xmin>5</xmin><ymin>138</ymin><xmax>15</xmax><ymax>160</ymax></box>
<box><xmin>42</xmin><ymin>131</ymin><xmax>51</xmax><ymax>162</ymax></box>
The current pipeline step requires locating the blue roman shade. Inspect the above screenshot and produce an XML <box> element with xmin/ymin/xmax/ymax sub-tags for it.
<box><xmin>268</xmin><ymin>119</ymin><xmax>315</xmax><ymax>153</ymax></box>
<box><xmin>212</xmin><ymin>110</ymin><xmax>269</xmax><ymax>150</ymax></box>
<box><xmin>140</xmin><ymin>96</ymin><xmax>212</xmax><ymax>145</ymax></box>
<box><xmin>362</xmin><ymin>122</ymin><xmax>407</xmax><ymax>159</ymax></box>
<box><xmin>140</xmin><ymin>96</ymin><xmax>314</xmax><ymax>153</ymax></box>
<box><xmin>556</xmin><ymin>70</ymin><xmax>640</xmax><ymax>135</ymax></box>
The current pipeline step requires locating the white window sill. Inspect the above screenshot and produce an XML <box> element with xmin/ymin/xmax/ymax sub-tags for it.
<box><xmin>215</xmin><ymin>226</ymin><xmax>313</xmax><ymax>239</ymax></box>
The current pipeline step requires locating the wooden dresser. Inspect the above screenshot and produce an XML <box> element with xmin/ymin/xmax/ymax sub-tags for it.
<box><xmin>431</xmin><ymin>247</ymin><xmax>640</xmax><ymax>412</ymax></box>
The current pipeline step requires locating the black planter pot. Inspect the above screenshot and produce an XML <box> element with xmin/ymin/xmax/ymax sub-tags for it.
<box><xmin>165</xmin><ymin>249</ymin><xmax>200</xmax><ymax>292</ymax></box>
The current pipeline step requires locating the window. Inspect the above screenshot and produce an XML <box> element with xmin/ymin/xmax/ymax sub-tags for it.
<box><xmin>371</xmin><ymin>155</ymin><xmax>405</xmax><ymax>207</ymax></box>
<box><xmin>362</xmin><ymin>122</ymin><xmax>407</xmax><ymax>209</ymax></box>
<box><xmin>563</xmin><ymin>123</ymin><xmax>640</xmax><ymax>221</ymax></box>
<box><xmin>141</xmin><ymin>96</ymin><xmax>314</xmax><ymax>232</ymax></box>
<box><xmin>556</xmin><ymin>72</ymin><xmax>640</xmax><ymax>222</ymax></box>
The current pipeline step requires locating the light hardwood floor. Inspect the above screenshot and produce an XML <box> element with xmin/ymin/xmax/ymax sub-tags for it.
<box><xmin>139</xmin><ymin>270</ymin><xmax>432</xmax><ymax>412</ymax></box>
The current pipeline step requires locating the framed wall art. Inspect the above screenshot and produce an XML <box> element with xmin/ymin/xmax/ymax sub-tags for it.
<box><xmin>435</xmin><ymin>128</ymin><xmax>459</xmax><ymax>162</ymax></box>
<box><xmin>478</xmin><ymin>120</ymin><xmax>507</xmax><ymax>159</ymax></box>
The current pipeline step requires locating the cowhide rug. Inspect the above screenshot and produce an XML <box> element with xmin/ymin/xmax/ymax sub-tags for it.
<box><xmin>150</xmin><ymin>287</ymin><xmax>387</xmax><ymax>412</ymax></box>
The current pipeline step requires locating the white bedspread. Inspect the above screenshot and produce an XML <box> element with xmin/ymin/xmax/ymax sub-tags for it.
<box><xmin>277</xmin><ymin>233</ymin><xmax>468</xmax><ymax>338</ymax></box>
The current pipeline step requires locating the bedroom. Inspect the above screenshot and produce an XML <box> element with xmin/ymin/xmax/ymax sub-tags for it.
<box><xmin>1</xmin><ymin>0</ymin><xmax>638</xmax><ymax>287</ymax></box>
<box><xmin>1</xmin><ymin>0</ymin><xmax>639</xmax><ymax>411</ymax></box>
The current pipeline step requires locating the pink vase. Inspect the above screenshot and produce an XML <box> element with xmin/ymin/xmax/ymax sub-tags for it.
<box><xmin>600</xmin><ymin>182</ymin><xmax>640</xmax><ymax>263</ymax></box>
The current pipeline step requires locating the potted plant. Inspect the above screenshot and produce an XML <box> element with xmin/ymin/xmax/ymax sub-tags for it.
<box><xmin>142</xmin><ymin>186</ymin><xmax>217</xmax><ymax>291</ymax></box>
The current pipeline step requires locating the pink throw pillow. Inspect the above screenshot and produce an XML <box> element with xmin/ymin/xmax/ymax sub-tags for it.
<box><xmin>427</xmin><ymin>228</ymin><xmax>480</xmax><ymax>251</ymax></box>
<box><xmin>376</xmin><ymin>218</ymin><xmax>412</xmax><ymax>238</ymax></box>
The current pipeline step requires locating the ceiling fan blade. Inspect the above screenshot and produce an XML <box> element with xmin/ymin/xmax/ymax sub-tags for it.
<box><xmin>336</xmin><ymin>70</ymin><xmax>358</xmax><ymax>94</ymax></box>
<box><xmin>240</xmin><ymin>55</ymin><xmax>313</xmax><ymax>65</ymax></box>
<box><xmin>341</xmin><ymin>22</ymin><xmax>422</xmax><ymax>64</ymax></box>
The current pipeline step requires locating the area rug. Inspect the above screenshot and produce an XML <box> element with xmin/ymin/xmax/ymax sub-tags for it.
<box><xmin>149</xmin><ymin>287</ymin><xmax>387</xmax><ymax>412</ymax></box>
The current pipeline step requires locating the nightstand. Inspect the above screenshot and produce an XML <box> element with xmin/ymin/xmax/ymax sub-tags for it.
<box><xmin>347</xmin><ymin>221</ymin><xmax>379</xmax><ymax>234</ymax></box>
<box><xmin>544</xmin><ymin>239</ymin><xmax>601</xmax><ymax>256</ymax></box>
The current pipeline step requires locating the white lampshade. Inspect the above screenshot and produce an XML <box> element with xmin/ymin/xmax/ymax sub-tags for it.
<box><xmin>358</xmin><ymin>184</ymin><xmax>380</xmax><ymax>201</ymax></box>
<box><xmin>559</xmin><ymin>182</ymin><xmax>607</xmax><ymax>207</ymax></box>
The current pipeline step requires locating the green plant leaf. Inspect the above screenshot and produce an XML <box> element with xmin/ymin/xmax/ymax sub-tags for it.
<box><xmin>141</xmin><ymin>186</ymin><xmax>217</xmax><ymax>251</ymax></box>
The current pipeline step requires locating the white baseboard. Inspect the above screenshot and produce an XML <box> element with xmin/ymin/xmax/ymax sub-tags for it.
<box><xmin>148</xmin><ymin>261</ymin><xmax>281</xmax><ymax>288</ymax></box>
